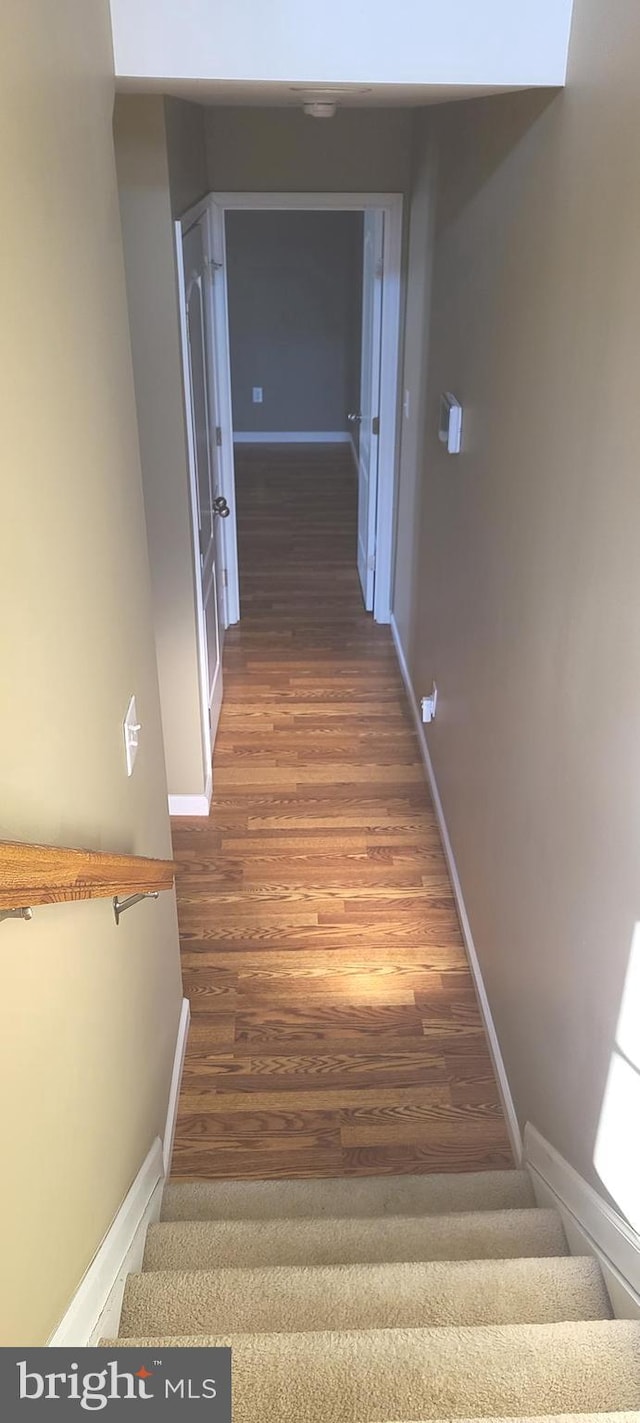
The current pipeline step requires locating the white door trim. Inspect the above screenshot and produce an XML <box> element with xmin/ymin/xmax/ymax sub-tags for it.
<box><xmin>357</xmin><ymin>208</ymin><xmax>384</xmax><ymax>612</ymax></box>
<box><xmin>207</xmin><ymin>191</ymin><xmax>403</xmax><ymax>626</ymax></box>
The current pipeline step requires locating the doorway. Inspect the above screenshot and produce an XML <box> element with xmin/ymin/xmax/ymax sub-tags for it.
<box><xmin>209</xmin><ymin>192</ymin><xmax>403</xmax><ymax>627</ymax></box>
<box><xmin>175</xmin><ymin>192</ymin><xmax>402</xmax><ymax>788</ymax></box>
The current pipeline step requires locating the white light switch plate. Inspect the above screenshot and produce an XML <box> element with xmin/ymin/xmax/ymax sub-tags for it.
<box><xmin>123</xmin><ymin>695</ymin><xmax>141</xmax><ymax>777</ymax></box>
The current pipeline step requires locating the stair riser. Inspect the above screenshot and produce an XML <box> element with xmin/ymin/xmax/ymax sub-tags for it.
<box><xmin>161</xmin><ymin>1170</ymin><xmax>535</xmax><ymax>1223</ymax></box>
<box><xmin>120</xmin><ymin>1257</ymin><xmax>610</xmax><ymax>1337</ymax></box>
<box><xmin>144</xmin><ymin>1210</ymin><xmax>567</xmax><ymax>1272</ymax></box>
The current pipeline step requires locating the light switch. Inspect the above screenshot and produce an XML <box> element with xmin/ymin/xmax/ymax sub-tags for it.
<box><xmin>252</xmin><ymin>386</ymin><xmax>263</xmax><ymax>404</ymax></box>
<box><xmin>123</xmin><ymin>695</ymin><xmax>141</xmax><ymax>777</ymax></box>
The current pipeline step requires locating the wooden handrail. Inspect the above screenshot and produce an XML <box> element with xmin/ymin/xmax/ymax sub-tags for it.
<box><xmin>0</xmin><ymin>839</ymin><xmax>175</xmax><ymax>911</ymax></box>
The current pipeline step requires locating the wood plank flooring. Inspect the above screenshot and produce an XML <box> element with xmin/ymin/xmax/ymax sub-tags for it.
<box><xmin>170</xmin><ymin>444</ymin><xmax>512</xmax><ymax>1180</ymax></box>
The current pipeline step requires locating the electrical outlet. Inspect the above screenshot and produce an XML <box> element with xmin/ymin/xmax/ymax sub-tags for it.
<box><xmin>252</xmin><ymin>386</ymin><xmax>263</xmax><ymax>404</ymax></box>
<box><xmin>123</xmin><ymin>695</ymin><xmax>141</xmax><ymax>776</ymax></box>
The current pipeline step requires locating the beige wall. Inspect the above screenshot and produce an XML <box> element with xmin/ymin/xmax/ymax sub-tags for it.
<box><xmin>205</xmin><ymin>107</ymin><xmax>413</xmax><ymax>194</ymax></box>
<box><xmin>0</xmin><ymin>3</ymin><xmax>182</xmax><ymax>1343</ymax></box>
<box><xmin>397</xmin><ymin>0</ymin><xmax>640</xmax><ymax>1196</ymax></box>
<box><xmin>114</xmin><ymin>95</ymin><xmax>207</xmax><ymax>798</ymax></box>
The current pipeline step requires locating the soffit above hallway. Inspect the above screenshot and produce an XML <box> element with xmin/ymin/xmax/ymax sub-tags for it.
<box><xmin>115</xmin><ymin>79</ymin><xmax>530</xmax><ymax>108</ymax></box>
<box><xmin>110</xmin><ymin>0</ymin><xmax>575</xmax><ymax>103</ymax></box>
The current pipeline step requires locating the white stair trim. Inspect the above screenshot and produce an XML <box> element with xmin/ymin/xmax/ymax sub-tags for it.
<box><xmin>48</xmin><ymin>1138</ymin><xmax>163</xmax><ymax>1346</ymax></box>
<box><xmin>163</xmin><ymin>997</ymin><xmax>191</xmax><ymax>1177</ymax></box>
<box><xmin>389</xmin><ymin>612</ymin><xmax>522</xmax><ymax>1165</ymax></box>
<box><xmin>525</xmin><ymin>1122</ymin><xmax>640</xmax><ymax>1318</ymax></box>
<box><xmin>48</xmin><ymin>995</ymin><xmax>191</xmax><ymax>1345</ymax></box>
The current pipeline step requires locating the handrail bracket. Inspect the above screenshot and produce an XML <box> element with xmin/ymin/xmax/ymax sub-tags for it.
<box><xmin>0</xmin><ymin>906</ymin><xmax>33</xmax><ymax>924</ymax></box>
<box><xmin>113</xmin><ymin>891</ymin><xmax>159</xmax><ymax>926</ymax></box>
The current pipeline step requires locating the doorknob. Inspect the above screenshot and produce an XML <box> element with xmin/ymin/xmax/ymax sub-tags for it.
<box><xmin>347</xmin><ymin>412</ymin><xmax>363</xmax><ymax>423</ymax></box>
<box><xmin>213</xmin><ymin>496</ymin><xmax>230</xmax><ymax>518</ymax></box>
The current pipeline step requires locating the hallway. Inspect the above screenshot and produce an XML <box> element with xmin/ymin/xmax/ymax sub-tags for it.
<box><xmin>170</xmin><ymin>445</ymin><xmax>512</xmax><ymax>1179</ymax></box>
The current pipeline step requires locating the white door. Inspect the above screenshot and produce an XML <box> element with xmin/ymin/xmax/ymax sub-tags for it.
<box><xmin>178</xmin><ymin>216</ymin><xmax>229</xmax><ymax>773</ymax></box>
<box><xmin>355</xmin><ymin>209</ymin><xmax>384</xmax><ymax>610</ymax></box>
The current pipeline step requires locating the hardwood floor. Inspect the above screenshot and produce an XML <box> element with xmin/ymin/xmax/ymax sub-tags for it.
<box><xmin>170</xmin><ymin>444</ymin><xmax>512</xmax><ymax>1180</ymax></box>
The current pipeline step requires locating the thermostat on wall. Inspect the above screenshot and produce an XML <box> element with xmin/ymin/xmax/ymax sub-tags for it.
<box><xmin>439</xmin><ymin>393</ymin><xmax>463</xmax><ymax>454</ymax></box>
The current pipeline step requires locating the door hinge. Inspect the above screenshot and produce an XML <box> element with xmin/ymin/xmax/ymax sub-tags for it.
<box><xmin>215</xmin><ymin>426</ymin><xmax>222</xmax><ymax>447</ymax></box>
<box><xmin>205</xmin><ymin>257</ymin><xmax>223</xmax><ymax>279</ymax></box>
<box><xmin>367</xmin><ymin>552</ymin><xmax>376</xmax><ymax>572</ymax></box>
<box><xmin>375</xmin><ymin>259</ymin><xmax>384</xmax><ymax>279</ymax></box>
<box><xmin>372</xmin><ymin>415</ymin><xmax>380</xmax><ymax>436</ymax></box>
<box><xmin>222</xmin><ymin>568</ymin><xmax>228</xmax><ymax>588</ymax></box>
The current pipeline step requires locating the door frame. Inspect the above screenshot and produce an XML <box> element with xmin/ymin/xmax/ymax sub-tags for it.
<box><xmin>208</xmin><ymin>191</ymin><xmax>404</xmax><ymax>625</ymax></box>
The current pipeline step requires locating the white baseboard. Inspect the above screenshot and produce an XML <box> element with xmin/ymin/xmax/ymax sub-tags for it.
<box><xmin>169</xmin><ymin>771</ymin><xmax>212</xmax><ymax>818</ymax></box>
<box><xmin>389</xmin><ymin>612</ymin><xmax>523</xmax><ymax>1165</ymax></box>
<box><xmin>525</xmin><ymin>1123</ymin><xmax>640</xmax><ymax>1318</ymax></box>
<box><xmin>48</xmin><ymin>1139</ymin><xmax>164</xmax><ymax>1347</ymax></box>
<box><xmin>163</xmin><ymin>997</ymin><xmax>191</xmax><ymax>1177</ymax></box>
<box><xmin>233</xmin><ymin>430</ymin><xmax>351</xmax><ymax>445</ymax></box>
<box><xmin>48</xmin><ymin>1000</ymin><xmax>191</xmax><ymax>1345</ymax></box>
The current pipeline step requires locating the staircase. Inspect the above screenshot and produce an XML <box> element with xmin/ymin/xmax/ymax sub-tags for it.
<box><xmin>105</xmin><ymin>1169</ymin><xmax>640</xmax><ymax>1420</ymax></box>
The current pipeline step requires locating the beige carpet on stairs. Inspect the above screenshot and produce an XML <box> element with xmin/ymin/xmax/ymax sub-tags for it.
<box><xmin>120</xmin><ymin>1256</ymin><xmax>609</xmax><ymax>1336</ymax></box>
<box><xmin>102</xmin><ymin>1320</ymin><xmax>640</xmax><ymax>1419</ymax></box>
<box><xmin>160</xmin><ymin>1169</ymin><xmax>536</xmax><ymax>1221</ymax></box>
<box><xmin>103</xmin><ymin>1169</ymin><xmax>640</xmax><ymax>1421</ymax></box>
<box><xmin>143</xmin><ymin>1208</ymin><xmax>566</xmax><ymax>1271</ymax></box>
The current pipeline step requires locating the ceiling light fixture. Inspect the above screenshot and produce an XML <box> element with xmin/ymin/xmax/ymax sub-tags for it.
<box><xmin>303</xmin><ymin>101</ymin><xmax>337</xmax><ymax>119</ymax></box>
<box><xmin>290</xmin><ymin>85</ymin><xmax>373</xmax><ymax>96</ymax></box>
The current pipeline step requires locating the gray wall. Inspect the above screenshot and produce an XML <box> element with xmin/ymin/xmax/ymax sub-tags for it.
<box><xmin>206</xmin><ymin>107</ymin><xmax>413</xmax><ymax>194</ymax></box>
<box><xmin>394</xmin><ymin>0</ymin><xmax>640</xmax><ymax>1207</ymax></box>
<box><xmin>226</xmin><ymin>210</ymin><xmax>363</xmax><ymax>435</ymax></box>
<box><xmin>164</xmin><ymin>96</ymin><xmax>209</xmax><ymax>217</ymax></box>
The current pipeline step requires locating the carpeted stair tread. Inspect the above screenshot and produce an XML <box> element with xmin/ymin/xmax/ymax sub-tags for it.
<box><xmin>144</xmin><ymin>1207</ymin><xmax>566</xmax><ymax>1272</ymax></box>
<box><xmin>383</xmin><ymin>1416</ymin><xmax>640</xmax><ymax>1422</ymax></box>
<box><xmin>161</xmin><ymin>1170</ymin><xmax>534</xmax><ymax>1222</ymax></box>
<box><xmin>119</xmin><ymin>1256</ymin><xmax>609</xmax><ymax>1337</ymax></box>
<box><xmin>100</xmin><ymin>1319</ymin><xmax>640</xmax><ymax>1420</ymax></box>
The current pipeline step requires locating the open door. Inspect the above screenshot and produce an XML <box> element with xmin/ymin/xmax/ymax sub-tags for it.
<box><xmin>355</xmin><ymin>209</ymin><xmax>384</xmax><ymax>611</ymax></box>
<box><xmin>177</xmin><ymin>214</ymin><xmax>229</xmax><ymax>777</ymax></box>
